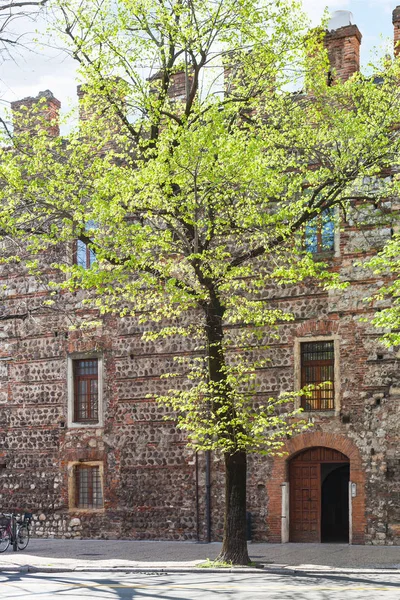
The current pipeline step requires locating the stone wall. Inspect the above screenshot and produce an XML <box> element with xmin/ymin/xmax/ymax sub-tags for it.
<box><xmin>0</xmin><ymin>196</ymin><xmax>399</xmax><ymax>544</ymax></box>
<box><xmin>0</xmin><ymin>197</ymin><xmax>400</xmax><ymax>544</ymax></box>
<box><xmin>1</xmin><ymin>6</ymin><xmax>400</xmax><ymax>543</ymax></box>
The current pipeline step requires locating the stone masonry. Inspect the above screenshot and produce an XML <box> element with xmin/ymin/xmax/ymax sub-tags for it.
<box><xmin>0</xmin><ymin>9</ymin><xmax>399</xmax><ymax>545</ymax></box>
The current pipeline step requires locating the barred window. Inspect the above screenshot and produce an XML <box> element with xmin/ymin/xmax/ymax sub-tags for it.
<box><xmin>305</xmin><ymin>208</ymin><xmax>335</xmax><ymax>253</ymax></box>
<box><xmin>73</xmin><ymin>359</ymin><xmax>99</xmax><ymax>423</ymax></box>
<box><xmin>75</xmin><ymin>465</ymin><xmax>103</xmax><ymax>509</ymax></box>
<box><xmin>301</xmin><ymin>341</ymin><xmax>334</xmax><ymax>411</ymax></box>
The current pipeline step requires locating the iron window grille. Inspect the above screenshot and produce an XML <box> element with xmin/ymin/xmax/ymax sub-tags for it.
<box><xmin>73</xmin><ymin>359</ymin><xmax>99</xmax><ymax>423</ymax></box>
<box><xmin>301</xmin><ymin>341</ymin><xmax>335</xmax><ymax>411</ymax></box>
<box><xmin>75</xmin><ymin>465</ymin><xmax>103</xmax><ymax>509</ymax></box>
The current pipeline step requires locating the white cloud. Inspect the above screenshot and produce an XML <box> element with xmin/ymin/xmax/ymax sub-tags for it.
<box><xmin>0</xmin><ymin>10</ymin><xmax>77</xmax><ymax>109</ymax></box>
<box><xmin>367</xmin><ymin>0</ymin><xmax>393</xmax><ymax>15</ymax></box>
<box><xmin>301</xmin><ymin>0</ymin><xmax>351</xmax><ymax>25</ymax></box>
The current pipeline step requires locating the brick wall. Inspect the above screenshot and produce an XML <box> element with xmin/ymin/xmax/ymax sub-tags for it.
<box><xmin>325</xmin><ymin>25</ymin><xmax>362</xmax><ymax>83</ymax></box>
<box><xmin>1</xmin><ymin>8</ymin><xmax>399</xmax><ymax>545</ymax></box>
<box><xmin>1</xmin><ymin>198</ymin><xmax>399</xmax><ymax>544</ymax></box>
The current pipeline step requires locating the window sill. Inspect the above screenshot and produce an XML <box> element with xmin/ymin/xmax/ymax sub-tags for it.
<box><xmin>68</xmin><ymin>508</ymin><xmax>105</xmax><ymax>514</ymax></box>
<box><xmin>309</xmin><ymin>251</ymin><xmax>335</xmax><ymax>260</ymax></box>
<box><xmin>67</xmin><ymin>422</ymin><xmax>104</xmax><ymax>429</ymax></box>
<box><xmin>299</xmin><ymin>410</ymin><xmax>338</xmax><ymax>418</ymax></box>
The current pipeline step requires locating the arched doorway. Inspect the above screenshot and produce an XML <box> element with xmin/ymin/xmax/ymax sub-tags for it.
<box><xmin>289</xmin><ymin>447</ymin><xmax>349</xmax><ymax>543</ymax></box>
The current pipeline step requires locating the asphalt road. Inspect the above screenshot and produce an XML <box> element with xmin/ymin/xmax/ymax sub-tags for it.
<box><xmin>0</xmin><ymin>571</ymin><xmax>399</xmax><ymax>599</ymax></box>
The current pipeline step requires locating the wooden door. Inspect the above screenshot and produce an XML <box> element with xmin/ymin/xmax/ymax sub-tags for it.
<box><xmin>289</xmin><ymin>447</ymin><xmax>349</xmax><ymax>543</ymax></box>
<box><xmin>290</xmin><ymin>461</ymin><xmax>321</xmax><ymax>542</ymax></box>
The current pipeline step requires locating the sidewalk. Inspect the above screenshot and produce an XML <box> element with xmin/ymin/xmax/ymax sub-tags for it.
<box><xmin>0</xmin><ymin>540</ymin><xmax>399</xmax><ymax>574</ymax></box>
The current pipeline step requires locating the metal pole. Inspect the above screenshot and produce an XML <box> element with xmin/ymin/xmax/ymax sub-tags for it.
<box><xmin>12</xmin><ymin>515</ymin><xmax>17</xmax><ymax>552</ymax></box>
<box><xmin>205</xmin><ymin>450</ymin><xmax>211</xmax><ymax>543</ymax></box>
<box><xmin>204</xmin><ymin>338</ymin><xmax>212</xmax><ymax>544</ymax></box>
<box><xmin>195</xmin><ymin>451</ymin><xmax>200</xmax><ymax>541</ymax></box>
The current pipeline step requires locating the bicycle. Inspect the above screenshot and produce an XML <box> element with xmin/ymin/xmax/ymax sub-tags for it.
<box><xmin>0</xmin><ymin>513</ymin><xmax>31</xmax><ymax>552</ymax></box>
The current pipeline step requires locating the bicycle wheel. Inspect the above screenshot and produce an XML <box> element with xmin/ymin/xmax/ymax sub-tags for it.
<box><xmin>17</xmin><ymin>525</ymin><xmax>29</xmax><ymax>550</ymax></box>
<box><xmin>0</xmin><ymin>528</ymin><xmax>10</xmax><ymax>552</ymax></box>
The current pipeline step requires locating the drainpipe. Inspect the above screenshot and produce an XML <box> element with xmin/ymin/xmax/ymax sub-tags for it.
<box><xmin>204</xmin><ymin>335</ymin><xmax>212</xmax><ymax>543</ymax></box>
<box><xmin>195</xmin><ymin>451</ymin><xmax>200</xmax><ymax>541</ymax></box>
<box><xmin>205</xmin><ymin>450</ymin><xmax>211</xmax><ymax>543</ymax></box>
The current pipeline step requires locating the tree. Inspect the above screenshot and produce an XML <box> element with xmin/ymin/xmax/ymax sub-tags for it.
<box><xmin>362</xmin><ymin>234</ymin><xmax>400</xmax><ymax>346</ymax></box>
<box><xmin>0</xmin><ymin>0</ymin><xmax>48</xmax><ymax>61</ymax></box>
<box><xmin>1</xmin><ymin>0</ymin><xmax>400</xmax><ymax>564</ymax></box>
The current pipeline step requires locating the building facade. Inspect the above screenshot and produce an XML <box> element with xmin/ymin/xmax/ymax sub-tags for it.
<box><xmin>0</xmin><ymin>8</ymin><xmax>399</xmax><ymax>545</ymax></box>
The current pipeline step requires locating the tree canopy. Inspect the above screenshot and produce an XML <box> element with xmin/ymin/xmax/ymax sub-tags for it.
<box><xmin>0</xmin><ymin>0</ymin><xmax>47</xmax><ymax>62</ymax></box>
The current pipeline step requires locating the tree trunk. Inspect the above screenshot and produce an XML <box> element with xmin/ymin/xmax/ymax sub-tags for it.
<box><xmin>217</xmin><ymin>450</ymin><xmax>250</xmax><ymax>565</ymax></box>
<box><xmin>204</xmin><ymin>296</ymin><xmax>250</xmax><ymax>565</ymax></box>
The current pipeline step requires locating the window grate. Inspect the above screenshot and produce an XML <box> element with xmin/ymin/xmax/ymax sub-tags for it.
<box><xmin>73</xmin><ymin>359</ymin><xmax>99</xmax><ymax>423</ymax></box>
<box><xmin>75</xmin><ymin>465</ymin><xmax>103</xmax><ymax>509</ymax></box>
<box><xmin>301</xmin><ymin>341</ymin><xmax>334</xmax><ymax>411</ymax></box>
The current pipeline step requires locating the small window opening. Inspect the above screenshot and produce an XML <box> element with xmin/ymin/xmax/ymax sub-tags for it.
<box><xmin>74</xmin><ymin>465</ymin><xmax>103</xmax><ymax>509</ymax></box>
<box><xmin>301</xmin><ymin>341</ymin><xmax>335</xmax><ymax>411</ymax></box>
<box><xmin>305</xmin><ymin>208</ymin><xmax>335</xmax><ymax>254</ymax></box>
<box><xmin>73</xmin><ymin>359</ymin><xmax>99</xmax><ymax>423</ymax></box>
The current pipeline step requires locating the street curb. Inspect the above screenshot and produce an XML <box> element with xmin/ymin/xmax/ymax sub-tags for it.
<box><xmin>0</xmin><ymin>566</ymin><xmax>263</xmax><ymax>574</ymax></box>
<box><xmin>260</xmin><ymin>567</ymin><xmax>400</xmax><ymax>577</ymax></box>
<box><xmin>0</xmin><ymin>565</ymin><xmax>398</xmax><ymax>576</ymax></box>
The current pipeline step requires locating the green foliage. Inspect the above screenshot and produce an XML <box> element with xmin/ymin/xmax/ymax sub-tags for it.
<box><xmin>157</xmin><ymin>355</ymin><xmax>311</xmax><ymax>454</ymax></box>
<box><xmin>1</xmin><ymin>0</ymin><xmax>400</xmax><ymax>458</ymax></box>
<box><xmin>362</xmin><ymin>233</ymin><xmax>400</xmax><ymax>346</ymax></box>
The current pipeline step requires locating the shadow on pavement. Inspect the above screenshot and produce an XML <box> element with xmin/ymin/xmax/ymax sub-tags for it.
<box><xmin>0</xmin><ymin>572</ymin><xmax>182</xmax><ymax>600</ymax></box>
<box><xmin>0</xmin><ymin>571</ymin><xmax>399</xmax><ymax>600</ymax></box>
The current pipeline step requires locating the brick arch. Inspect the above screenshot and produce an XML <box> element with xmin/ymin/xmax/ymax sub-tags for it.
<box><xmin>266</xmin><ymin>431</ymin><xmax>365</xmax><ymax>544</ymax></box>
<box><xmin>295</xmin><ymin>319</ymin><xmax>339</xmax><ymax>338</ymax></box>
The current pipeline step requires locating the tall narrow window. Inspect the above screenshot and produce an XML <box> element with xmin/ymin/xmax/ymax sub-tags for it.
<box><xmin>73</xmin><ymin>359</ymin><xmax>99</xmax><ymax>423</ymax></box>
<box><xmin>73</xmin><ymin>220</ymin><xmax>97</xmax><ymax>268</ymax></box>
<box><xmin>74</xmin><ymin>464</ymin><xmax>103</xmax><ymax>509</ymax></box>
<box><xmin>301</xmin><ymin>341</ymin><xmax>334</xmax><ymax>411</ymax></box>
<box><xmin>75</xmin><ymin>239</ymin><xmax>96</xmax><ymax>269</ymax></box>
<box><xmin>305</xmin><ymin>208</ymin><xmax>335</xmax><ymax>253</ymax></box>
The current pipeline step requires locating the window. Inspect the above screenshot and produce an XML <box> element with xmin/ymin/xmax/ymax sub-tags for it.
<box><xmin>73</xmin><ymin>359</ymin><xmax>99</xmax><ymax>423</ymax></box>
<box><xmin>74</xmin><ymin>239</ymin><xmax>96</xmax><ymax>269</ymax></box>
<box><xmin>301</xmin><ymin>341</ymin><xmax>334</xmax><ymax>411</ymax></box>
<box><xmin>73</xmin><ymin>220</ymin><xmax>97</xmax><ymax>268</ymax></box>
<box><xmin>67</xmin><ymin>354</ymin><xmax>103</xmax><ymax>428</ymax></box>
<box><xmin>75</xmin><ymin>464</ymin><xmax>103</xmax><ymax>509</ymax></box>
<box><xmin>305</xmin><ymin>208</ymin><xmax>335</xmax><ymax>253</ymax></box>
<box><xmin>68</xmin><ymin>462</ymin><xmax>104</xmax><ymax>510</ymax></box>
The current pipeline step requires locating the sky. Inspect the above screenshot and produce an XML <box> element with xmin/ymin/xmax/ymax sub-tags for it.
<box><xmin>0</xmin><ymin>0</ymin><xmax>397</xmax><ymax>123</ymax></box>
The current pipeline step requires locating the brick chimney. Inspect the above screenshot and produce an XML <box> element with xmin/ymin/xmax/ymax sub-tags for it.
<box><xmin>325</xmin><ymin>11</ymin><xmax>362</xmax><ymax>83</ymax></box>
<box><xmin>77</xmin><ymin>84</ymin><xmax>90</xmax><ymax>122</ymax></box>
<box><xmin>224</xmin><ymin>51</ymin><xmax>240</xmax><ymax>95</ymax></box>
<box><xmin>11</xmin><ymin>90</ymin><xmax>60</xmax><ymax>137</ymax></box>
<box><xmin>393</xmin><ymin>6</ymin><xmax>400</xmax><ymax>57</ymax></box>
<box><xmin>168</xmin><ymin>70</ymin><xmax>189</xmax><ymax>101</ymax></box>
<box><xmin>77</xmin><ymin>79</ymin><xmax>127</xmax><ymax>123</ymax></box>
<box><xmin>148</xmin><ymin>68</ymin><xmax>194</xmax><ymax>103</ymax></box>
